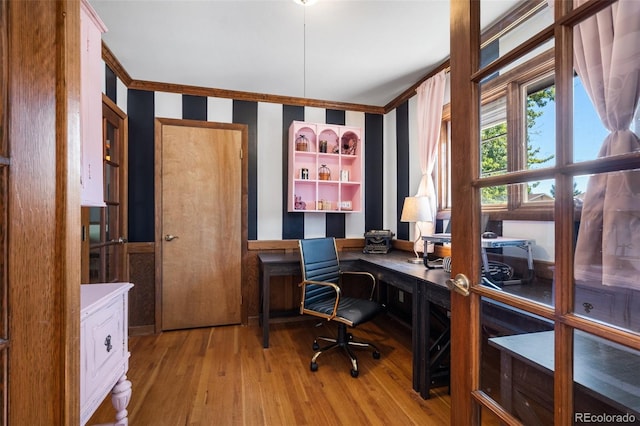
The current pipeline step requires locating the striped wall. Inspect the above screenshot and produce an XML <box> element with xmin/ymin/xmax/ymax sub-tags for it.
<box><xmin>104</xmin><ymin>65</ymin><xmax>427</xmax><ymax>244</ymax></box>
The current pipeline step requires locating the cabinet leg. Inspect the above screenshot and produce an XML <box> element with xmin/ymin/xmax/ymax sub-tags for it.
<box><xmin>111</xmin><ymin>374</ymin><xmax>132</xmax><ymax>426</ymax></box>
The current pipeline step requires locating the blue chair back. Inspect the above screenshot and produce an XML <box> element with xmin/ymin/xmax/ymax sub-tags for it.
<box><xmin>299</xmin><ymin>238</ymin><xmax>340</xmax><ymax>308</ymax></box>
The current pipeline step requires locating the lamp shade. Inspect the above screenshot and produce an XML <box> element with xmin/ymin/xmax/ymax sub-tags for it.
<box><xmin>400</xmin><ymin>196</ymin><xmax>432</xmax><ymax>223</ymax></box>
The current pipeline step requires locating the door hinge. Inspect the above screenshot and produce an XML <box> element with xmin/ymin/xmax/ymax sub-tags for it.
<box><xmin>240</xmin><ymin>148</ymin><xmax>243</xmax><ymax>159</ymax></box>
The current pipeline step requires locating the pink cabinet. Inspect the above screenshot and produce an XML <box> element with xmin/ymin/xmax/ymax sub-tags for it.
<box><xmin>81</xmin><ymin>282</ymin><xmax>133</xmax><ymax>425</ymax></box>
<box><xmin>80</xmin><ymin>0</ymin><xmax>107</xmax><ymax>206</ymax></box>
<box><xmin>288</xmin><ymin>121</ymin><xmax>363</xmax><ymax>213</ymax></box>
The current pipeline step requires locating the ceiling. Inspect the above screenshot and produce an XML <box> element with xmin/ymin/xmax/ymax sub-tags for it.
<box><xmin>89</xmin><ymin>0</ymin><xmax>522</xmax><ymax>108</ymax></box>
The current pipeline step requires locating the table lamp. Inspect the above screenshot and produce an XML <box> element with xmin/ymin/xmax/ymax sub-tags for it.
<box><xmin>400</xmin><ymin>196</ymin><xmax>433</xmax><ymax>264</ymax></box>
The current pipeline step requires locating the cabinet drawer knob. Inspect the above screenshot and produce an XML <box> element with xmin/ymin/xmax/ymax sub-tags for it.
<box><xmin>104</xmin><ymin>334</ymin><xmax>112</xmax><ymax>352</ymax></box>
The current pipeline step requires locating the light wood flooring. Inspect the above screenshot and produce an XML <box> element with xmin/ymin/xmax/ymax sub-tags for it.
<box><xmin>88</xmin><ymin>315</ymin><xmax>451</xmax><ymax>425</ymax></box>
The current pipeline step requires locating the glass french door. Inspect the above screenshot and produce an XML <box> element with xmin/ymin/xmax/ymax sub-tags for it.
<box><xmin>82</xmin><ymin>96</ymin><xmax>128</xmax><ymax>283</ymax></box>
<box><xmin>449</xmin><ymin>1</ymin><xmax>640</xmax><ymax>425</ymax></box>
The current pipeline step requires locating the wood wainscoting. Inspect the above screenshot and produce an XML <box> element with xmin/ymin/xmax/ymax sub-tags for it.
<box><xmin>127</xmin><ymin>242</ymin><xmax>156</xmax><ymax>335</ymax></box>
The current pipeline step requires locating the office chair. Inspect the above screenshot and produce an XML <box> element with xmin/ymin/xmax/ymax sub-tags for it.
<box><xmin>298</xmin><ymin>237</ymin><xmax>383</xmax><ymax>377</ymax></box>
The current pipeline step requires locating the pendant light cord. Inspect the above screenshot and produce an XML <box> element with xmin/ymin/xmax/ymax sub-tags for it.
<box><xmin>303</xmin><ymin>7</ymin><xmax>307</xmax><ymax>98</ymax></box>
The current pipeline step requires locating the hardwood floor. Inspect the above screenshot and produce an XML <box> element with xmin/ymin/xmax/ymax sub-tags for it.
<box><xmin>88</xmin><ymin>315</ymin><xmax>451</xmax><ymax>425</ymax></box>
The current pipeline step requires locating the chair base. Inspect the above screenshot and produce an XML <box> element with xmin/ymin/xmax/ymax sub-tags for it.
<box><xmin>310</xmin><ymin>323</ymin><xmax>380</xmax><ymax>378</ymax></box>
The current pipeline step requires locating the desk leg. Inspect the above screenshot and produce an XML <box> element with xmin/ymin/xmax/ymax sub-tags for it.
<box><xmin>260</xmin><ymin>267</ymin><xmax>270</xmax><ymax>348</ymax></box>
<box><xmin>413</xmin><ymin>281</ymin><xmax>431</xmax><ymax>399</ymax></box>
<box><xmin>500</xmin><ymin>351</ymin><xmax>513</xmax><ymax>412</ymax></box>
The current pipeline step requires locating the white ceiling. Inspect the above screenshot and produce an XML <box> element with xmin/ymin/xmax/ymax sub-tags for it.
<box><xmin>89</xmin><ymin>0</ymin><xmax>521</xmax><ymax>107</ymax></box>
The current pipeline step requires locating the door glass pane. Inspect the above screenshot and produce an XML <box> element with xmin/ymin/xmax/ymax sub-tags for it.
<box><xmin>482</xmin><ymin>299</ymin><xmax>555</xmax><ymax>422</ymax></box>
<box><xmin>89</xmin><ymin>247</ymin><xmax>100</xmax><ymax>282</ymax></box>
<box><xmin>573</xmin><ymin>171</ymin><xmax>640</xmax><ymax>333</ymax></box>
<box><xmin>572</xmin><ymin>4</ymin><xmax>640</xmax><ymax>165</ymax></box>
<box><xmin>106</xmin><ymin>244</ymin><xmax>117</xmax><ymax>282</ymax></box>
<box><xmin>572</xmin><ymin>331</ymin><xmax>640</xmax><ymax>421</ymax></box>
<box><xmin>105</xmin><ymin>119</ymin><xmax>117</xmax><ymax>162</ymax></box>
<box><xmin>573</xmin><ymin>75</ymin><xmax>614</xmax><ymax>164</ymax></box>
<box><xmin>88</xmin><ymin>207</ymin><xmax>102</xmax><ymax>244</ymax></box>
<box><xmin>105</xmin><ymin>163</ymin><xmax>118</xmax><ymax>203</ymax></box>
<box><xmin>480</xmin><ymin>0</ymin><xmax>553</xmax><ymax>69</ymax></box>
<box><xmin>106</xmin><ymin>205</ymin><xmax>118</xmax><ymax>243</ymax></box>
<box><xmin>478</xmin><ymin>185</ymin><xmax>555</xmax><ymax>308</ymax></box>
<box><xmin>479</xmin><ymin>404</ymin><xmax>502</xmax><ymax>425</ymax></box>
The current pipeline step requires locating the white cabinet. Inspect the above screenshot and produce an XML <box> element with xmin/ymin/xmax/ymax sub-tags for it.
<box><xmin>80</xmin><ymin>0</ymin><xmax>107</xmax><ymax>206</ymax></box>
<box><xmin>81</xmin><ymin>283</ymin><xmax>133</xmax><ymax>426</ymax></box>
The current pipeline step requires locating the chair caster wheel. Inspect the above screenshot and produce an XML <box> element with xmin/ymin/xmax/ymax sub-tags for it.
<box><xmin>310</xmin><ymin>362</ymin><xmax>318</xmax><ymax>372</ymax></box>
<box><xmin>373</xmin><ymin>351</ymin><xmax>381</xmax><ymax>359</ymax></box>
<box><xmin>312</xmin><ymin>341</ymin><xmax>319</xmax><ymax>351</ymax></box>
<box><xmin>350</xmin><ymin>369</ymin><xmax>359</xmax><ymax>378</ymax></box>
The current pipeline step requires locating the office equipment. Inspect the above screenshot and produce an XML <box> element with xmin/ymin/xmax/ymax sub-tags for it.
<box><xmin>298</xmin><ymin>237</ymin><xmax>383</xmax><ymax>377</ymax></box>
<box><xmin>363</xmin><ymin>229</ymin><xmax>394</xmax><ymax>253</ymax></box>
<box><xmin>258</xmin><ymin>250</ymin><xmax>451</xmax><ymax>398</ymax></box>
<box><xmin>422</xmin><ymin>234</ymin><xmax>535</xmax><ymax>288</ymax></box>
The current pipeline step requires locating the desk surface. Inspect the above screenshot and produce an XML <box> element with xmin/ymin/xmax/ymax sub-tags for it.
<box><xmin>258</xmin><ymin>250</ymin><xmax>450</xmax><ymax>290</ymax></box>
<box><xmin>489</xmin><ymin>330</ymin><xmax>640</xmax><ymax>414</ymax></box>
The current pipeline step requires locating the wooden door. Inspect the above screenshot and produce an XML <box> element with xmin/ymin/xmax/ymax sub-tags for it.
<box><xmin>156</xmin><ymin>119</ymin><xmax>244</xmax><ymax>330</ymax></box>
<box><xmin>449</xmin><ymin>1</ymin><xmax>640</xmax><ymax>425</ymax></box>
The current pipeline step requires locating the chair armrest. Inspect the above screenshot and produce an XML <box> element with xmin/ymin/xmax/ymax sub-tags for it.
<box><xmin>299</xmin><ymin>280</ymin><xmax>341</xmax><ymax>319</ymax></box>
<box><xmin>340</xmin><ymin>271</ymin><xmax>376</xmax><ymax>300</ymax></box>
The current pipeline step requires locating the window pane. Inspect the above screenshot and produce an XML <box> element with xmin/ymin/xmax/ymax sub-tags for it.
<box><xmin>526</xmin><ymin>178</ymin><xmax>555</xmax><ymax>203</ymax></box>
<box><xmin>526</xmin><ymin>76</ymin><xmax>556</xmax><ymax>170</ymax></box>
<box><xmin>480</xmin><ymin>120</ymin><xmax>508</xmax><ymax>178</ymax></box>
<box><xmin>574</xmin><ymin>171</ymin><xmax>640</xmax><ymax>333</ymax></box>
<box><xmin>573</xmin><ymin>331</ymin><xmax>640</xmax><ymax>419</ymax></box>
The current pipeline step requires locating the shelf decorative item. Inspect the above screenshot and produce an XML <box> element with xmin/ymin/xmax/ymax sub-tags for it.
<box><xmin>294</xmin><ymin>195</ymin><xmax>306</xmax><ymax>210</ymax></box>
<box><xmin>295</xmin><ymin>134</ymin><xmax>309</xmax><ymax>151</ymax></box>
<box><xmin>341</xmin><ymin>134</ymin><xmax>358</xmax><ymax>155</ymax></box>
<box><xmin>318</xmin><ymin>164</ymin><xmax>331</xmax><ymax>180</ymax></box>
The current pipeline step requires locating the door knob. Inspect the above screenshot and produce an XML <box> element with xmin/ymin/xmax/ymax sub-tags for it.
<box><xmin>446</xmin><ymin>273</ymin><xmax>470</xmax><ymax>297</ymax></box>
<box><xmin>164</xmin><ymin>234</ymin><xmax>179</xmax><ymax>242</ymax></box>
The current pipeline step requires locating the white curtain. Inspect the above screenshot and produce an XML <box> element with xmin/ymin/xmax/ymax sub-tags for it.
<box><xmin>414</xmin><ymin>70</ymin><xmax>446</xmax><ymax>252</ymax></box>
<box><xmin>573</xmin><ymin>0</ymin><xmax>640</xmax><ymax>289</ymax></box>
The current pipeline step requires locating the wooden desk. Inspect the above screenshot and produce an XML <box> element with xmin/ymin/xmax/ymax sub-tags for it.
<box><xmin>489</xmin><ymin>331</ymin><xmax>640</xmax><ymax>421</ymax></box>
<box><xmin>258</xmin><ymin>250</ymin><xmax>451</xmax><ymax>399</ymax></box>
